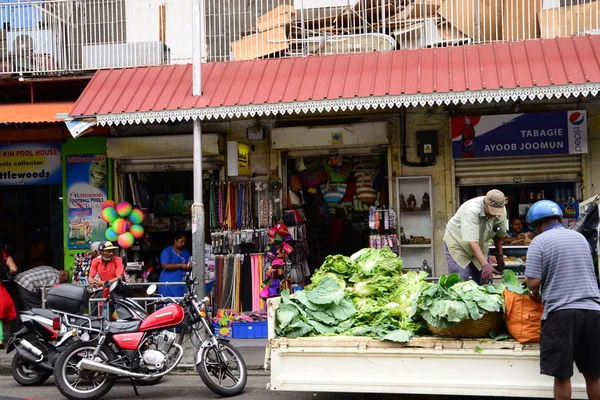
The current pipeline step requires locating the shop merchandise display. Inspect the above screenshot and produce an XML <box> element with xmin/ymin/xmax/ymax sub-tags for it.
<box><xmin>275</xmin><ymin>247</ymin><xmax>534</xmax><ymax>343</ymax></box>
<box><xmin>209</xmin><ymin>181</ymin><xmax>272</xmax><ymax>231</ymax></box>
<box><xmin>71</xmin><ymin>251</ymin><xmax>94</xmax><ymax>285</ymax></box>
<box><xmin>214</xmin><ymin>253</ymin><xmax>266</xmax><ymax>313</ymax></box>
<box><xmin>286</xmin><ymin>154</ymin><xmax>388</xmax><ymax>271</ymax></box>
<box><xmin>368</xmin><ymin>207</ymin><xmax>398</xmax><ymax>252</ymax></box>
<box><xmin>210</xmin><ymin>229</ymin><xmax>269</xmax><ymax>255</ymax></box>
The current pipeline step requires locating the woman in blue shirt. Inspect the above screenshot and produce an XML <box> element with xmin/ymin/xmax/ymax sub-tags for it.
<box><xmin>158</xmin><ymin>233</ymin><xmax>190</xmax><ymax>298</ymax></box>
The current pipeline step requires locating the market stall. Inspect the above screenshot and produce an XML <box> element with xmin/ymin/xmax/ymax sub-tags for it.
<box><xmin>452</xmin><ymin>111</ymin><xmax>588</xmax><ymax>275</ymax></box>
<box><xmin>274</xmin><ymin>121</ymin><xmax>393</xmax><ymax>278</ymax></box>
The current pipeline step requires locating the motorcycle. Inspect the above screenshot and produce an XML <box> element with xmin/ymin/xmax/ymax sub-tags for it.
<box><xmin>7</xmin><ymin>280</ymin><xmax>149</xmax><ymax>387</ymax></box>
<box><xmin>52</xmin><ymin>268</ymin><xmax>247</xmax><ymax>400</ymax></box>
<box><xmin>6</xmin><ymin>307</ymin><xmax>76</xmax><ymax>386</ymax></box>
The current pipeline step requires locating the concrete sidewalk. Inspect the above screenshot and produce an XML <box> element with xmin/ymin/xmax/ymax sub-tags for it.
<box><xmin>0</xmin><ymin>322</ymin><xmax>267</xmax><ymax>375</ymax></box>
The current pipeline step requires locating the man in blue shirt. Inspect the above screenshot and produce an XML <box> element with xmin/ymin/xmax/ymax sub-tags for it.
<box><xmin>525</xmin><ymin>200</ymin><xmax>600</xmax><ymax>400</ymax></box>
<box><xmin>158</xmin><ymin>232</ymin><xmax>191</xmax><ymax>298</ymax></box>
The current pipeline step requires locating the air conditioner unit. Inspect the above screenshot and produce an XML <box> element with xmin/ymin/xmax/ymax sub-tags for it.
<box><xmin>7</xmin><ymin>29</ymin><xmax>60</xmax><ymax>59</ymax></box>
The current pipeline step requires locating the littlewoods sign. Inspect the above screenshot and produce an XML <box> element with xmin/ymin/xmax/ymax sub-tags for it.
<box><xmin>0</xmin><ymin>142</ymin><xmax>62</xmax><ymax>185</ymax></box>
<box><xmin>451</xmin><ymin>111</ymin><xmax>588</xmax><ymax>159</ymax></box>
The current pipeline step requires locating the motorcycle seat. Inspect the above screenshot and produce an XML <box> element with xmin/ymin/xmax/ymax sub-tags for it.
<box><xmin>67</xmin><ymin>315</ymin><xmax>104</xmax><ymax>330</ymax></box>
<box><xmin>107</xmin><ymin>320</ymin><xmax>141</xmax><ymax>334</ymax></box>
<box><xmin>31</xmin><ymin>308</ymin><xmax>56</xmax><ymax>320</ymax></box>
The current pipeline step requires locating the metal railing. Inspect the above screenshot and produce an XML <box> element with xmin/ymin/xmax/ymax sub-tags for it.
<box><xmin>0</xmin><ymin>0</ymin><xmax>193</xmax><ymax>76</ymax></box>
<box><xmin>206</xmin><ymin>0</ymin><xmax>600</xmax><ymax>62</ymax></box>
<box><xmin>2</xmin><ymin>0</ymin><xmax>598</xmax><ymax>75</ymax></box>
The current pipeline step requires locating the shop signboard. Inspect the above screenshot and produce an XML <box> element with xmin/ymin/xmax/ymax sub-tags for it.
<box><xmin>451</xmin><ymin>111</ymin><xmax>588</xmax><ymax>159</ymax></box>
<box><xmin>0</xmin><ymin>142</ymin><xmax>61</xmax><ymax>186</ymax></box>
<box><xmin>66</xmin><ymin>154</ymin><xmax>108</xmax><ymax>249</ymax></box>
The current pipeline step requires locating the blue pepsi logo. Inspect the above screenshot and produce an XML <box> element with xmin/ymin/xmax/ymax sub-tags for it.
<box><xmin>463</xmin><ymin>139</ymin><xmax>474</xmax><ymax>150</ymax></box>
<box><xmin>569</xmin><ymin>112</ymin><xmax>584</xmax><ymax>126</ymax></box>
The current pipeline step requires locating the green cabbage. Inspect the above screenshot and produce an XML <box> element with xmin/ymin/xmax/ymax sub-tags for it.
<box><xmin>275</xmin><ymin>247</ymin><xmax>428</xmax><ymax>343</ymax></box>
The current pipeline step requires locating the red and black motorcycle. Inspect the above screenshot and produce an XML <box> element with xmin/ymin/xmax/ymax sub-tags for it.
<box><xmin>52</xmin><ymin>269</ymin><xmax>247</xmax><ymax>400</ymax></box>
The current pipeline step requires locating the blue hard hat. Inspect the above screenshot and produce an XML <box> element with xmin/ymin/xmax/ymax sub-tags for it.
<box><xmin>526</xmin><ymin>200</ymin><xmax>563</xmax><ymax>226</ymax></box>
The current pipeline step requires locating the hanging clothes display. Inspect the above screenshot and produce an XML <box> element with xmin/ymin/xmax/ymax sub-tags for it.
<box><xmin>214</xmin><ymin>253</ymin><xmax>267</xmax><ymax>313</ymax></box>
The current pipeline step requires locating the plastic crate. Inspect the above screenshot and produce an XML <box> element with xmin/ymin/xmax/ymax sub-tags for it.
<box><xmin>232</xmin><ymin>321</ymin><xmax>268</xmax><ymax>339</ymax></box>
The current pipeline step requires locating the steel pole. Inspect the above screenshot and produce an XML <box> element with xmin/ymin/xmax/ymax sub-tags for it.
<box><xmin>192</xmin><ymin>0</ymin><xmax>205</xmax><ymax>298</ymax></box>
<box><xmin>192</xmin><ymin>120</ymin><xmax>205</xmax><ymax>298</ymax></box>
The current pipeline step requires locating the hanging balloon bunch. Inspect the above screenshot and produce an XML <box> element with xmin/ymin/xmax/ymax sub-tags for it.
<box><xmin>101</xmin><ymin>200</ymin><xmax>145</xmax><ymax>249</ymax></box>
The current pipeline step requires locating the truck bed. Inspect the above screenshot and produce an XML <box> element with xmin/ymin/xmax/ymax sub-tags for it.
<box><xmin>266</xmin><ymin>299</ymin><xmax>587</xmax><ymax>398</ymax></box>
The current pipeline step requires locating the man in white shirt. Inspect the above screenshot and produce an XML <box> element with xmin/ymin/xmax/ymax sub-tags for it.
<box><xmin>443</xmin><ymin>189</ymin><xmax>507</xmax><ymax>284</ymax></box>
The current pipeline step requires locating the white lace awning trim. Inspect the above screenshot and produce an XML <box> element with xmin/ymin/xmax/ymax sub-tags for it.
<box><xmin>92</xmin><ymin>83</ymin><xmax>600</xmax><ymax>126</ymax></box>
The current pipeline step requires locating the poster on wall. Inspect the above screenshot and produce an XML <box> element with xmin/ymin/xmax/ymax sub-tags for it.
<box><xmin>66</xmin><ymin>154</ymin><xmax>108</xmax><ymax>249</ymax></box>
<box><xmin>451</xmin><ymin>111</ymin><xmax>588</xmax><ymax>159</ymax></box>
<box><xmin>0</xmin><ymin>142</ymin><xmax>61</xmax><ymax>185</ymax></box>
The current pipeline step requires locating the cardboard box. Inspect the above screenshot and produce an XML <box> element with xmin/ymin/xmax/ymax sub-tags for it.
<box><xmin>257</xmin><ymin>5</ymin><xmax>296</xmax><ymax>32</ymax></box>
<box><xmin>538</xmin><ymin>1</ymin><xmax>599</xmax><ymax>38</ymax></box>
<box><xmin>438</xmin><ymin>0</ymin><xmax>503</xmax><ymax>42</ymax></box>
<box><xmin>411</xmin><ymin>0</ymin><xmax>443</xmax><ymax>19</ymax></box>
<box><xmin>503</xmin><ymin>0</ymin><xmax>543</xmax><ymax>41</ymax></box>
<box><xmin>231</xmin><ymin>26</ymin><xmax>289</xmax><ymax>61</ymax></box>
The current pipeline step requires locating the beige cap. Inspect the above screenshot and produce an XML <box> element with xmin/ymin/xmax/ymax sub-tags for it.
<box><xmin>484</xmin><ymin>189</ymin><xmax>506</xmax><ymax>216</ymax></box>
<box><xmin>99</xmin><ymin>241</ymin><xmax>118</xmax><ymax>251</ymax></box>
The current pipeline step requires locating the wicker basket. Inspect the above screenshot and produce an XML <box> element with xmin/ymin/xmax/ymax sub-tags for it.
<box><xmin>427</xmin><ymin>312</ymin><xmax>504</xmax><ymax>338</ymax></box>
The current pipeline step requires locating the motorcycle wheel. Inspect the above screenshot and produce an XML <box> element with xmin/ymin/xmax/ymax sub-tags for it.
<box><xmin>197</xmin><ymin>340</ymin><xmax>247</xmax><ymax>397</ymax></box>
<box><xmin>53</xmin><ymin>341</ymin><xmax>116</xmax><ymax>400</ymax></box>
<box><xmin>11</xmin><ymin>354</ymin><xmax>51</xmax><ymax>386</ymax></box>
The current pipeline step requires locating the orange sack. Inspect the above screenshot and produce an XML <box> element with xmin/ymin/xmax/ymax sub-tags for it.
<box><xmin>503</xmin><ymin>289</ymin><xmax>544</xmax><ymax>343</ymax></box>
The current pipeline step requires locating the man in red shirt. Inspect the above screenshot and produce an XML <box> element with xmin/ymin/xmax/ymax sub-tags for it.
<box><xmin>89</xmin><ymin>242</ymin><xmax>124</xmax><ymax>288</ymax></box>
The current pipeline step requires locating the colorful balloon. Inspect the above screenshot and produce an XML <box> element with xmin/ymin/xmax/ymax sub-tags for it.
<box><xmin>102</xmin><ymin>200</ymin><xmax>116</xmax><ymax>210</ymax></box>
<box><xmin>116</xmin><ymin>202</ymin><xmax>133</xmax><ymax>217</ymax></box>
<box><xmin>112</xmin><ymin>218</ymin><xmax>130</xmax><ymax>235</ymax></box>
<box><xmin>105</xmin><ymin>227</ymin><xmax>118</xmax><ymax>241</ymax></box>
<box><xmin>129</xmin><ymin>208</ymin><xmax>145</xmax><ymax>225</ymax></box>
<box><xmin>101</xmin><ymin>207</ymin><xmax>118</xmax><ymax>224</ymax></box>
<box><xmin>129</xmin><ymin>224</ymin><xmax>145</xmax><ymax>239</ymax></box>
<box><xmin>117</xmin><ymin>232</ymin><xmax>135</xmax><ymax>248</ymax></box>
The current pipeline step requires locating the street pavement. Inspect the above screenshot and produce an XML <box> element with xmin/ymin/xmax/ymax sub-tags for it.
<box><xmin>0</xmin><ymin>374</ymin><xmax>549</xmax><ymax>400</ymax></box>
<box><xmin>0</xmin><ymin>374</ymin><xmax>371</xmax><ymax>400</ymax></box>
<box><xmin>0</xmin><ymin>337</ymin><xmax>268</xmax><ymax>375</ymax></box>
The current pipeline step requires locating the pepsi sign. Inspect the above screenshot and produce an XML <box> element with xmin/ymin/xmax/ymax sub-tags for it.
<box><xmin>451</xmin><ymin>111</ymin><xmax>588</xmax><ymax>159</ymax></box>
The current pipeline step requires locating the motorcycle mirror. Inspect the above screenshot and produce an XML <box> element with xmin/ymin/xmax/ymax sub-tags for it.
<box><xmin>146</xmin><ymin>284</ymin><xmax>157</xmax><ymax>296</ymax></box>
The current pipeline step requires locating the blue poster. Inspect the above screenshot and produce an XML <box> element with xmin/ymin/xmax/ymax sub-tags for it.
<box><xmin>451</xmin><ymin>111</ymin><xmax>588</xmax><ymax>159</ymax></box>
<box><xmin>66</xmin><ymin>154</ymin><xmax>108</xmax><ymax>249</ymax></box>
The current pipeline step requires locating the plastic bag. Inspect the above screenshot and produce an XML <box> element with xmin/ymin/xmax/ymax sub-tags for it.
<box><xmin>503</xmin><ymin>289</ymin><xmax>544</xmax><ymax>343</ymax></box>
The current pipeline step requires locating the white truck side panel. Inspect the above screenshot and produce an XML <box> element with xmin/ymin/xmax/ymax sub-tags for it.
<box><xmin>268</xmin><ymin>337</ymin><xmax>587</xmax><ymax>398</ymax></box>
<box><xmin>266</xmin><ymin>298</ymin><xmax>587</xmax><ymax>398</ymax></box>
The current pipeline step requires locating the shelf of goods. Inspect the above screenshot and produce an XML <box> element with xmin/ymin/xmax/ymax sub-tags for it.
<box><xmin>396</xmin><ymin>176</ymin><xmax>434</xmax><ymax>272</ymax></box>
<box><xmin>490</xmin><ymin>245</ymin><xmax>528</xmax><ymax>275</ymax></box>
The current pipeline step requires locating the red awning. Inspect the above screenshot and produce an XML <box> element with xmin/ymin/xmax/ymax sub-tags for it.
<box><xmin>69</xmin><ymin>36</ymin><xmax>600</xmax><ymax>125</ymax></box>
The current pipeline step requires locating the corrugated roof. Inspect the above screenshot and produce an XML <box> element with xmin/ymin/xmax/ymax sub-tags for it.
<box><xmin>0</xmin><ymin>102</ymin><xmax>76</xmax><ymax>124</ymax></box>
<box><xmin>69</xmin><ymin>36</ymin><xmax>600</xmax><ymax>123</ymax></box>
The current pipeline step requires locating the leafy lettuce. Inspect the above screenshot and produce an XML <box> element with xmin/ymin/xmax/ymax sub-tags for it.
<box><xmin>276</xmin><ymin>247</ymin><xmax>428</xmax><ymax>343</ymax></box>
<box><xmin>413</xmin><ymin>273</ymin><xmax>504</xmax><ymax>329</ymax></box>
